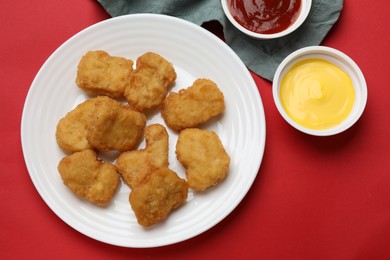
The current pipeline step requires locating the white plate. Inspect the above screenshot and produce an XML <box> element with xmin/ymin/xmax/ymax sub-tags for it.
<box><xmin>21</xmin><ymin>14</ymin><xmax>266</xmax><ymax>248</ymax></box>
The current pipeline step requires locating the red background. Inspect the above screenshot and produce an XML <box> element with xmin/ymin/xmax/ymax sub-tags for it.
<box><xmin>2</xmin><ymin>1</ymin><xmax>390</xmax><ymax>259</ymax></box>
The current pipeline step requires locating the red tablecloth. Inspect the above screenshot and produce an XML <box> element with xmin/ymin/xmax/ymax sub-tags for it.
<box><xmin>2</xmin><ymin>1</ymin><xmax>390</xmax><ymax>259</ymax></box>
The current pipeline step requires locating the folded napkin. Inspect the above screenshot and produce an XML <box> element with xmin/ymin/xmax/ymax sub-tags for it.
<box><xmin>97</xmin><ymin>0</ymin><xmax>343</xmax><ymax>81</ymax></box>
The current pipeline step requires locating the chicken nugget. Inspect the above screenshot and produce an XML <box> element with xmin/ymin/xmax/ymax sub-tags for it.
<box><xmin>58</xmin><ymin>149</ymin><xmax>119</xmax><ymax>206</ymax></box>
<box><xmin>176</xmin><ymin>128</ymin><xmax>230</xmax><ymax>191</ymax></box>
<box><xmin>162</xmin><ymin>78</ymin><xmax>225</xmax><ymax>131</ymax></box>
<box><xmin>124</xmin><ymin>52</ymin><xmax>176</xmax><ymax>111</ymax></box>
<box><xmin>76</xmin><ymin>50</ymin><xmax>133</xmax><ymax>98</ymax></box>
<box><xmin>87</xmin><ymin>96</ymin><xmax>146</xmax><ymax>152</ymax></box>
<box><xmin>129</xmin><ymin>167</ymin><xmax>188</xmax><ymax>227</ymax></box>
<box><xmin>56</xmin><ymin>98</ymin><xmax>98</xmax><ymax>153</ymax></box>
<box><xmin>115</xmin><ymin>124</ymin><xmax>169</xmax><ymax>189</ymax></box>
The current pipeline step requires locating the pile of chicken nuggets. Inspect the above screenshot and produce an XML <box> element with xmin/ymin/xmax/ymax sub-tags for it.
<box><xmin>56</xmin><ymin>50</ymin><xmax>230</xmax><ymax>228</ymax></box>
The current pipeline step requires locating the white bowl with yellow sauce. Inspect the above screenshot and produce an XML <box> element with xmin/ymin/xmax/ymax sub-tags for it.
<box><xmin>273</xmin><ymin>46</ymin><xmax>367</xmax><ymax>136</ymax></box>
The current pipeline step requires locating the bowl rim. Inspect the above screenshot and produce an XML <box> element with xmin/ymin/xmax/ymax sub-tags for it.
<box><xmin>221</xmin><ymin>0</ymin><xmax>312</xmax><ymax>39</ymax></box>
<box><xmin>272</xmin><ymin>46</ymin><xmax>368</xmax><ymax>136</ymax></box>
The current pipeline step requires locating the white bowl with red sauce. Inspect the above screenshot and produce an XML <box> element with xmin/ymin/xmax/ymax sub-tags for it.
<box><xmin>221</xmin><ymin>0</ymin><xmax>312</xmax><ymax>39</ymax></box>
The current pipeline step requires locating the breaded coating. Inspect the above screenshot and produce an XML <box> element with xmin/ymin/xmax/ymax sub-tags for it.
<box><xmin>56</xmin><ymin>98</ymin><xmax>97</xmax><ymax>153</ymax></box>
<box><xmin>124</xmin><ymin>52</ymin><xmax>176</xmax><ymax>111</ymax></box>
<box><xmin>58</xmin><ymin>149</ymin><xmax>119</xmax><ymax>206</ymax></box>
<box><xmin>129</xmin><ymin>167</ymin><xmax>188</xmax><ymax>227</ymax></box>
<box><xmin>87</xmin><ymin>96</ymin><xmax>146</xmax><ymax>152</ymax></box>
<box><xmin>161</xmin><ymin>78</ymin><xmax>225</xmax><ymax>131</ymax></box>
<box><xmin>176</xmin><ymin>128</ymin><xmax>230</xmax><ymax>191</ymax></box>
<box><xmin>76</xmin><ymin>50</ymin><xmax>133</xmax><ymax>98</ymax></box>
<box><xmin>115</xmin><ymin>124</ymin><xmax>169</xmax><ymax>189</ymax></box>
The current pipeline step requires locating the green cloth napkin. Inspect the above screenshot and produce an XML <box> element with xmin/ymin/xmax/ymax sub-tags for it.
<box><xmin>96</xmin><ymin>0</ymin><xmax>343</xmax><ymax>81</ymax></box>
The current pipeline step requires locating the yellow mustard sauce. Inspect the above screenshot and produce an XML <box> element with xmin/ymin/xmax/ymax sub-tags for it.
<box><xmin>280</xmin><ymin>58</ymin><xmax>355</xmax><ymax>130</ymax></box>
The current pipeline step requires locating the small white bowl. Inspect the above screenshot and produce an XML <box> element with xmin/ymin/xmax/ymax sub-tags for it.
<box><xmin>272</xmin><ymin>46</ymin><xmax>368</xmax><ymax>136</ymax></box>
<box><xmin>221</xmin><ymin>0</ymin><xmax>312</xmax><ymax>39</ymax></box>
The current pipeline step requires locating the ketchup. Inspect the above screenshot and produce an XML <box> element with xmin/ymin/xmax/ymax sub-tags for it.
<box><xmin>227</xmin><ymin>0</ymin><xmax>302</xmax><ymax>34</ymax></box>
